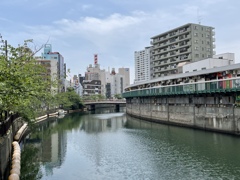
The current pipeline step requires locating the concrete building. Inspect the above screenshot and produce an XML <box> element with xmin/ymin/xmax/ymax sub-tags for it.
<box><xmin>35</xmin><ymin>57</ymin><xmax>58</xmax><ymax>94</ymax></box>
<box><xmin>134</xmin><ymin>47</ymin><xmax>151</xmax><ymax>83</ymax></box>
<box><xmin>78</xmin><ymin>74</ymin><xmax>85</xmax><ymax>86</ymax></box>
<box><xmin>85</xmin><ymin>63</ymin><xmax>104</xmax><ymax>95</ymax></box>
<box><xmin>41</xmin><ymin>44</ymin><xmax>66</xmax><ymax>92</ymax></box>
<box><xmin>85</xmin><ymin>64</ymin><xmax>101</xmax><ymax>81</ymax></box>
<box><xmin>150</xmin><ymin>23</ymin><xmax>215</xmax><ymax>78</ymax></box>
<box><xmin>182</xmin><ymin>53</ymin><xmax>235</xmax><ymax>73</ymax></box>
<box><xmin>72</xmin><ymin>75</ymin><xmax>83</xmax><ymax>96</ymax></box>
<box><xmin>84</xmin><ymin>62</ymin><xmax>130</xmax><ymax>98</ymax></box>
<box><xmin>118</xmin><ymin>67</ymin><xmax>130</xmax><ymax>89</ymax></box>
<box><xmin>110</xmin><ymin>73</ymin><xmax>124</xmax><ymax>96</ymax></box>
<box><xmin>82</xmin><ymin>80</ymin><xmax>101</xmax><ymax>96</ymax></box>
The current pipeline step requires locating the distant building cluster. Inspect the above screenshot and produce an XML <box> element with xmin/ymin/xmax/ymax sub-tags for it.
<box><xmin>35</xmin><ymin>23</ymin><xmax>233</xmax><ymax>98</ymax></box>
<box><xmin>72</xmin><ymin>60</ymin><xmax>130</xmax><ymax>99</ymax></box>
<box><xmin>35</xmin><ymin>46</ymin><xmax>130</xmax><ymax>99</ymax></box>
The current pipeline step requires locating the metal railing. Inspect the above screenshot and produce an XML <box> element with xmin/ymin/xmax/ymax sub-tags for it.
<box><xmin>122</xmin><ymin>78</ymin><xmax>240</xmax><ymax>98</ymax></box>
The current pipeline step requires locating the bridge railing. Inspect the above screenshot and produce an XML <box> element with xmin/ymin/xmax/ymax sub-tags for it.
<box><xmin>123</xmin><ymin>77</ymin><xmax>240</xmax><ymax>98</ymax></box>
<box><xmin>83</xmin><ymin>99</ymin><xmax>126</xmax><ymax>103</ymax></box>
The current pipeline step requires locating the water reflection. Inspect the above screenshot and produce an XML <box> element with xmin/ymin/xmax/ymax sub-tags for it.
<box><xmin>125</xmin><ymin>115</ymin><xmax>240</xmax><ymax>179</ymax></box>
<box><xmin>81</xmin><ymin>113</ymin><xmax>126</xmax><ymax>133</ymax></box>
<box><xmin>21</xmin><ymin>108</ymin><xmax>240</xmax><ymax>180</ymax></box>
<box><xmin>22</xmin><ymin>117</ymin><xmax>70</xmax><ymax>177</ymax></box>
<box><xmin>20</xmin><ymin>145</ymin><xmax>42</xmax><ymax>180</ymax></box>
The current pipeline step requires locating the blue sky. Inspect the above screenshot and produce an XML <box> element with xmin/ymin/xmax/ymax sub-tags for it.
<box><xmin>1</xmin><ymin>0</ymin><xmax>240</xmax><ymax>83</ymax></box>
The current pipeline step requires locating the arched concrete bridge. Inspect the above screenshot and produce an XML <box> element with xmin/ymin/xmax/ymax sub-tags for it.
<box><xmin>83</xmin><ymin>100</ymin><xmax>126</xmax><ymax>111</ymax></box>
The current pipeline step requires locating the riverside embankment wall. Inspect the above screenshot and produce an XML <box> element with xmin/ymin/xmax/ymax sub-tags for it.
<box><xmin>126</xmin><ymin>95</ymin><xmax>240</xmax><ymax>135</ymax></box>
<box><xmin>0</xmin><ymin>117</ymin><xmax>25</xmax><ymax>179</ymax></box>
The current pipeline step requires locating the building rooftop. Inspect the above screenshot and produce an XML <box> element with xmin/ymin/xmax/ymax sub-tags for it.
<box><xmin>151</xmin><ymin>23</ymin><xmax>214</xmax><ymax>39</ymax></box>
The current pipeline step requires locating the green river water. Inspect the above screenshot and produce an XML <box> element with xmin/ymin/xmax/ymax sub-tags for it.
<box><xmin>20</xmin><ymin>108</ymin><xmax>240</xmax><ymax>180</ymax></box>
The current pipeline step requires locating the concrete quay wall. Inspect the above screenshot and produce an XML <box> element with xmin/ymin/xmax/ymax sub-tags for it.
<box><xmin>126</xmin><ymin>96</ymin><xmax>240</xmax><ymax>135</ymax></box>
<box><xmin>0</xmin><ymin>118</ymin><xmax>25</xmax><ymax>179</ymax></box>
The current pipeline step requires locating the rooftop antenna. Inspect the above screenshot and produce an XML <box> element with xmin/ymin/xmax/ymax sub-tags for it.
<box><xmin>197</xmin><ymin>9</ymin><xmax>202</xmax><ymax>25</ymax></box>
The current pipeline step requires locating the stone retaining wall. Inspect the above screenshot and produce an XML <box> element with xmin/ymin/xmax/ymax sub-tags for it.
<box><xmin>126</xmin><ymin>101</ymin><xmax>240</xmax><ymax>135</ymax></box>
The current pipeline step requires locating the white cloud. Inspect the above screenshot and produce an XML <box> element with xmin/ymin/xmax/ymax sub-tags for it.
<box><xmin>1</xmin><ymin>0</ymin><xmax>240</xmax><ymax>83</ymax></box>
<box><xmin>54</xmin><ymin>12</ymin><xmax>145</xmax><ymax>35</ymax></box>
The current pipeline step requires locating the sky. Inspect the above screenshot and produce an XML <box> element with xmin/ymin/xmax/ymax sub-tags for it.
<box><xmin>0</xmin><ymin>0</ymin><xmax>240</xmax><ymax>83</ymax></box>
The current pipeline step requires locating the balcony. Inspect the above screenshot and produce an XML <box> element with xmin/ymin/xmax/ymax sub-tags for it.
<box><xmin>170</xmin><ymin>51</ymin><xmax>176</xmax><ymax>56</ymax></box>
<box><xmin>179</xmin><ymin>27</ymin><xmax>189</xmax><ymax>34</ymax></box>
<box><xmin>179</xmin><ymin>48</ymin><xmax>188</xmax><ymax>53</ymax></box>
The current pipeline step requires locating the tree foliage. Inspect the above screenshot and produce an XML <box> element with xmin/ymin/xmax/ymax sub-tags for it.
<box><xmin>54</xmin><ymin>87</ymin><xmax>83</xmax><ymax>110</ymax></box>
<box><xmin>82</xmin><ymin>94</ymin><xmax>105</xmax><ymax>101</ymax></box>
<box><xmin>0</xmin><ymin>41</ymin><xmax>53</xmax><ymax>122</ymax></box>
<box><xmin>114</xmin><ymin>94</ymin><xmax>122</xmax><ymax>99</ymax></box>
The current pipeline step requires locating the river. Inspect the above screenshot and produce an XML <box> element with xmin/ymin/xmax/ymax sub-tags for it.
<box><xmin>20</xmin><ymin>108</ymin><xmax>240</xmax><ymax>180</ymax></box>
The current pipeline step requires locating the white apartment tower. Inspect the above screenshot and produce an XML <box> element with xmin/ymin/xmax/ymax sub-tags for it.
<box><xmin>134</xmin><ymin>47</ymin><xmax>151</xmax><ymax>83</ymax></box>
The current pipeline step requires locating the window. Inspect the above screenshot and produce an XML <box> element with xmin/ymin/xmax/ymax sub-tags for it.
<box><xmin>194</xmin><ymin>33</ymin><xmax>198</xmax><ymax>36</ymax></box>
<box><xmin>195</xmin><ymin>54</ymin><xmax>199</xmax><ymax>58</ymax></box>
<box><xmin>202</xmin><ymin>67</ymin><xmax>206</xmax><ymax>70</ymax></box>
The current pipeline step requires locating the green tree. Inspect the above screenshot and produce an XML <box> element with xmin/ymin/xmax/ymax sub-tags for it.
<box><xmin>114</xmin><ymin>94</ymin><xmax>122</xmax><ymax>99</ymax></box>
<box><xmin>54</xmin><ymin>87</ymin><xmax>83</xmax><ymax>110</ymax></box>
<box><xmin>82</xmin><ymin>94</ymin><xmax>105</xmax><ymax>101</ymax></box>
<box><xmin>0</xmin><ymin>40</ymin><xmax>53</xmax><ymax>122</ymax></box>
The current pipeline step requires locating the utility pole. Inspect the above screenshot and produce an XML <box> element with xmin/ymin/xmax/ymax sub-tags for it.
<box><xmin>5</xmin><ymin>40</ymin><xmax>7</xmax><ymax>59</ymax></box>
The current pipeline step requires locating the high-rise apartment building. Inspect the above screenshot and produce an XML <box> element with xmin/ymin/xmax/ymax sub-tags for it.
<box><xmin>150</xmin><ymin>23</ymin><xmax>215</xmax><ymax>79</ymax></box>
<box><xmin>118</xmin><ymin>67</ymin><xmax>130</xmax><ymax>89</ymax></box>
<box><xmin>35</xmin><ymin>57</ymin><xmax>58</xmax><ymax>94</ymax></box>
<box><xmin>41</xmin><ymin>44</ymin><xmax>66</xmax><ymax>92</ymax></box>
<box><xmin>134</xmin><ymin>47</ymin><xmax>151</xmax><ymax>83</ymax></box>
